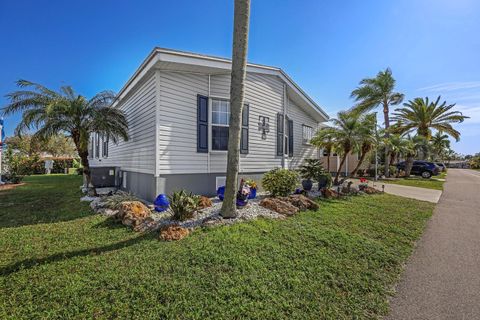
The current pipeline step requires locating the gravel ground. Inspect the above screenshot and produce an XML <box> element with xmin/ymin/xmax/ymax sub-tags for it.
<box><xmin>86</xmin><ymin>188</ymin><xmax>325</xmax><ymax>231</ymax></box>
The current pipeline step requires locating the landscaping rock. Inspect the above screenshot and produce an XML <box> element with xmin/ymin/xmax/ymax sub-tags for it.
<box><xmin>116</xmin><ymin>201</ymin><xmax>152</xmax><ymax>228</ymax></box>
<box><xmin>159</xmin><ymin>224</ymin><xmax>190</xmax><ymax>241</ymax></box>
<box><xmin>279</xmin><ymin>194</ymin><xmax>319</xmax><ymax>211</ymax></box>
<box><xmin>363</xmin><ymin>186</ymin><xmax>381</xmax><ymax>194</ymax></box>
<box><xmin>322</xmin><ymin>188</ymin><xmax>339</xmax><ymax>199</ymax></box>
<box><xmin>259</xmin><ymin>198</ymin><xmax>299</xmax><ymax>216</ymax></box>
<box><xmin>198</xmin><ymin>196</ymin><xmax>213</xmax><ymax>209</ymax></box>
<box><xmin>133</xmin><ymin>217</ymin><xmax>156</xmax><ymax>232</ymax></box>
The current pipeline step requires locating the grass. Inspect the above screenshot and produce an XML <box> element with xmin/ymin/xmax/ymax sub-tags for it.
<box><xmin>381</xmin><ymin>172</ymin><xmax>446</xmax><ymax>190</ymax></box>
<box><xmin>0</xmin><ymin>175</ymin><xmax>434</xmax><ymax>319</ymax></box>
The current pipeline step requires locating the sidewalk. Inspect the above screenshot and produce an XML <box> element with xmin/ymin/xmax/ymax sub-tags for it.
<box><xmin>348</xmin><ymin>179</ymin><xmax>442</xmax><ymax>203</ymax></box>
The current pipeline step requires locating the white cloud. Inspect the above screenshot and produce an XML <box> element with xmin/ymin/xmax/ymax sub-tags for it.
<box><xmin>418</xmin><ymin>81</ymin><xmax>480</xmax><ymax>92</ymax></box>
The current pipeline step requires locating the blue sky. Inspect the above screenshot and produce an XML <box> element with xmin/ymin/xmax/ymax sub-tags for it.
<box><xmin>1</xmin><ymin>0</ymin><xmax>479</xmax><ymax>154</ymax></box>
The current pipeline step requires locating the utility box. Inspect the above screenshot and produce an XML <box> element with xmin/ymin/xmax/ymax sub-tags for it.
<box><xmin>90</xmin><ymin>167</ymin><xmax>120</xmax><ymax>188</ymax></box>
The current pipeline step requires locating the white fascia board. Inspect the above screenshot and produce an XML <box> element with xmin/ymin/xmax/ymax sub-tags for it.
<box><xmin>112</xmin><ymin>47</ymin><xmax>329</xmax><ymax>122</ymax></box>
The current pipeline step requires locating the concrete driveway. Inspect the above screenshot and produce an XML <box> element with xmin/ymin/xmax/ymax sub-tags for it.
<box><xmin>387</xmin><ymin>169</ymin><xmax>480</xmax><ymax>319</ymax></box>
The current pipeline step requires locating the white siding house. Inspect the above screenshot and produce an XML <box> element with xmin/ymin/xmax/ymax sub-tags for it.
<box><xmin>89</xmin><ymin>48</ymin><xmax>329</xmax><ymax>201</ymax></box>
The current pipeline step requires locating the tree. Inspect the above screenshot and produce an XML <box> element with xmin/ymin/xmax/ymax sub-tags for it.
<box><xmin>403</xmin><ymin>135</ymin><xmax>428</xmax><ymax>176</ymax></box>
<box><xmin>391</xmin><ymin>96</ymin><xmax>468</xmax><ymax>141</ymax></box>
<box><xmin>430</xmin><ymin>131</ymin><xmax>450</xmax><ymax>161</ymax></box>
<box><xmin>4</xmin><ymin>133</ymin><xmax>77</xmax><ymax>157</ymax></box>
<box><xmin>351</xmin><ymin>68</ymin><xmax>404</xmax><ymax>177</ymax></box>
<box><xmin>221</xmin><ymin>0</ymin><xmax>251</xmax><ymax>218</ymax></box>
<box><xmin>383</xmin><ymin>134</ymin><xmax>410</xmax><ymax>166</ymax></box>
<box><xmin>2</xmin><ymin>80</ymin><xmax>128</xmax><ymax>194</ymax></box>
<box><xmin>311</xmin><ymin>127</ymin><xmax>335</xmax><ymax>172</ymax></box>
<box><xmin>350</xmin><ymin>113</ymin><xmax>376</xmax><ymax>176</ymax></box>
<box><xmin>325</xmin><ymin>111</ymin><xmax>362</xmax><ymax>185</ymax></box>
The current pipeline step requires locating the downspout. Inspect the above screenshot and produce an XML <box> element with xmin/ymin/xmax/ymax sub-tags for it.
<box><xmin>207</xmin><ymin>74</ymin><xmax>211</xmax><ymax>173</ymax></box>
<box><xmin>282</xmin><ymin>83</ymin><xmax>287</xmax><ymax>169</ymax></box>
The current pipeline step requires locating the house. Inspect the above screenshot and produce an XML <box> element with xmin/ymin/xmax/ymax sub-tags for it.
<box><xmin>89</xmin><ymin>47</ymin><xmax>330</xmax><ymax>201</ymax></box>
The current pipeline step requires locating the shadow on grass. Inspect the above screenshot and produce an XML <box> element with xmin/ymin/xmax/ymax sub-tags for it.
<box><xmin>0</xmin><ymin>231</ymin><xmax>155</xmax><ymax>276</ymax></box>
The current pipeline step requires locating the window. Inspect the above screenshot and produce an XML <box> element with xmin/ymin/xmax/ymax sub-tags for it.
<box><xmin>276</xmin><ymin>114</ymin><xmax>293</xmax><ymax>157</ymax></box>
<box><xmin>302</xmin><ymin>125</ymin><xmax>313</xmax><ymax>144</ymax></box>
<box><xmin>211</xmin><ymin>99</ymin><xmax>230</xmax><ymax>150</ymax></box>
<box><xmin>94</xmin><ymin>133</ymin><xmax>100</xmax><ymax>158</ymax></box>
<box><xmin>102</xmin><ymin>135</ymin><xmax>109</xmax><ymax>158</ymax></box>
<box><xmin>210</xmin><ymin>99</ymin><xmax>249</xmax><ymax>152</ymax></box>
<box><xmin>89</xmin><ymin>135</ymin><xmax>94</xmax><ymax>158</ymax></box>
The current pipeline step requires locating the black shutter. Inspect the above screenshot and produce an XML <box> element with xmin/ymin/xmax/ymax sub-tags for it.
<box><xmin>240</xmin><ymin>104</ymin><xmax>249</xmax><ymax>154</ymax></box>
<box><xmin>288</xmin><ymin>119</ymin><xmax>294</xmax><ymax>157</ymax></box>
<box><xmin>197</xmin><ymin>95</ymin><xmax>208</xmax><ymax>153</ymax></box>
<box><xmin>276</xmin><ymin>113</ymin><xmax>284</xmax><ymax>156</ymax></box>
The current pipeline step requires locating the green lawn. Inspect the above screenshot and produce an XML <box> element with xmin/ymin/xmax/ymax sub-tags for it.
<box><xmin>382</xmin><ymin>174</ymin><xmax>445</xmax><ymax>190</ymax></box>
<box><xmin>0</xmin><ymin>175</ymin><xmax>434</xmax><ymax>319</ymax></box>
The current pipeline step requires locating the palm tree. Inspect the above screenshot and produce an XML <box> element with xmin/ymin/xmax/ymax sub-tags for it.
<box><xmin>311</xmin><ymin>127</ymin><xmax>335</xmax><ymax>172</ymax></box>
<box><xmin>391</xmin><ymin>96</ymin><xmax>468</xmax><ymax>141</ymax></box>
<box><xmin>430</xmin><ymin>131</ymin><xmax>450</xmax><ymax>161</ymax></box>
<box><xmin>351</xmin><ymin>68</ymin><xmax>404</xmax><ymax>177</ymax></box>
<box><xmin>383</xmin><ymin>134</ymin><xmax>410</xmax><ymax>166</ymax></box>
<box><xmin>326</xmin><ymin>111</ymin><xmax>362</xmax><ymax>185</ymax></box>
<box><xmin>221</xmin><ymin>0</ymin><xmax>251</xmax><ymax>218</ymax></box>
<box><xmin>2</xmin><ymin>80</ymin><xmax>128</xmax><ymax>194</ymax></box>
<box><xmin>403</xmin><ymin>135</ymin><xmax>428</xmax><ymax>176</ymax></box>
<box><xmin>350</xmin><ymin>113</ymin><xmax>376</xmax><ymax>176</ymax></box>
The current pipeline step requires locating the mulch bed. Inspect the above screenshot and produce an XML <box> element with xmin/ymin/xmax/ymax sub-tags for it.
<box><xmin>0</xmin><ymin>183</ymin><xmax>25</xmax><ymax>191</ymax></box>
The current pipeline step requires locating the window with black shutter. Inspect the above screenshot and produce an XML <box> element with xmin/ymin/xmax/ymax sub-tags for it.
<box><xmin>276</xmin><ymin>113</ymin><xmax>284</xmax><ymax>156</ymax></box>
<box><xmin>197</xmin><ymin>95</ymin><xmax>209</xmax><ymax>153</ymax></box>
<box><xmin>240</xmin><ymin>104</ymin><xmax>249</xmax><ymax>154</ymax></box>
<box><xmin>288</xmin><ymin>119</ymin><xmax>294</xmax><ymax>157</ymax></box>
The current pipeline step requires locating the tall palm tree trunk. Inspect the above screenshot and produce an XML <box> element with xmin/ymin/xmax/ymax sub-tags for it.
<box><xmin>327</xmin><ymin>154</ymin><xmax>330</xmax><ymax>173</ymax></box>
<box><xmin>351</xmin><ymin>151</ymin><xmax>367</xmax><ymax>177</ymax></box>
<box><xmin>334</xmin><ymin>153</ymin><xmax>348</xmax><ymax>185</ymax></box>
<box><xmin>383</xmin><ymin>102</ymin><xmax>391</xmax><ymax>177</ymax></box>
<box><xmin>221</xmin><ymin>0</ymin><xmax>251</xmax><ymax>218</ymax></box>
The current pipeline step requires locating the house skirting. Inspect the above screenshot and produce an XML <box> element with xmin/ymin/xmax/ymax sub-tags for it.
<box><xmin>117</xmin><ymin>170</ymin><xmax>266</xmax><ymax>201</ymax></box>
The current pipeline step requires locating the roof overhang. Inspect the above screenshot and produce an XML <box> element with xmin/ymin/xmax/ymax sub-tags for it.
<box><xmin>113</xmin><ymin>47</ymin><xmax>329</xmax><ymax>122</ymax></box>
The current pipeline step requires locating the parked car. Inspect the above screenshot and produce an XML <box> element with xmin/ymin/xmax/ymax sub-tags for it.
<box><xmin>397</xmin><ymin>161</ymin><xmax>440</xmax><ymax>178</ymax></box>
<box><xmin>436</xmin><ymin>162</ymin><xmax>447</xmax><ymax>172</ymax></box>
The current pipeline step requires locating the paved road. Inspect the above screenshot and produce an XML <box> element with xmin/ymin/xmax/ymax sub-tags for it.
<box><xmin>387</xmin><ymin>169</ymin><xmax>480</xmax><ymax>320</ymax></box>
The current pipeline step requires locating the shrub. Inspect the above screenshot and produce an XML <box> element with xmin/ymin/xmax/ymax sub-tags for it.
<box><xmin>262</xmin><ymin>168</ymin><xmax>299</xmax><ymax>197</ymax></box>
<box><xmin>103</xmin><ymin>191</ymin><xmax>141</xmax><ymax>210</ymax></box>
<box><xmin>298</xmin><ymin>159</ymin><xmax>326</xmax><ymax>181</ymax></box>
<box><xmin>168</xmin><ymin>190</ymin><xmax>200</xmax><ymax>221</ymax></box>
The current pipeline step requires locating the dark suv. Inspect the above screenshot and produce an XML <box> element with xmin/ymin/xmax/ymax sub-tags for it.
<box><xmin>397</xmin><ymin>161</ymin><xmax>440</xmax><ymax>178</ymax></box>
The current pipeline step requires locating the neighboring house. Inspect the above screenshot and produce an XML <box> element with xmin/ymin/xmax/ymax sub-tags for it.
<box><xmin>89</xmin><ymin>48</ymin><xmax>329</xmax><ymax>201</ymax></box>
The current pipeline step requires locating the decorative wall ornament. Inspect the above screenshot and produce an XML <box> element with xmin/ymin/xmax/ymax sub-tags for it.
<box><xmin>258</xmin><ymin>116</ymin><xmax>270</xmax><ymax>140</ymax></box>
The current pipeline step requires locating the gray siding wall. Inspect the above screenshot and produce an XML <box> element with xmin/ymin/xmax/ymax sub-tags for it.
<box><xmin>89</xmin><ymin>73</ymin><xmax>157</xmax><ymax>174</ymax></box>
<box><xmin>158</xmin><ymin>71</ymin><xmax>318</xmax><ymax>177</ymax></box>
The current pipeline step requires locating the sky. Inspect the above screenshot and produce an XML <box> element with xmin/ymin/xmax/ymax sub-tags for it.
<box><xmin>0</xmin><ymin>0</ymin><xmax>479</xmax><ymax>154</ymax></box>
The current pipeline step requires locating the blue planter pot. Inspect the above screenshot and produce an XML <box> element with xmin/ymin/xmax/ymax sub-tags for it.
<box><xmin>154</xmin><ymin>194</ymin><xmax>170</xmax><ymax>212</ymax></box>
<box><xmin>248</xmin><ymin>188</ymin><xmax>257</xmax><ymax>199</ymax></box>
<box><xmin>217</xmin><ymin>186</ymin><xmax>225</xmax><ymax>201</ymax></box>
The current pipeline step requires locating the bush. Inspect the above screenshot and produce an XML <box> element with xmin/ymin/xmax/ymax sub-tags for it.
<box><xmin>51</xmin><ymin>158</ymin><xmax>76</xmax><ymax>173</ymax></box>
<box><xmin>298</xmin><ymin>159</ymin><xmax>326</xmax><ymax>181</ymax></box>
<box><xmin>103</xmin><ymin>191</ymin><xmax>141</xmax><ymax>210</ymax></box>
<box><xmin>262</xmin><ymin>168</ymin><xmax>299</xmax><ymax>197</ymax></box>
<box><xmin>168</xmin><ymin>190</ymin><xmax>200</xmax><ymax>221</ymax></box>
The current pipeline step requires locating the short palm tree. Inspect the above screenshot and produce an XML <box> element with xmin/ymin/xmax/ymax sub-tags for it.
<box><xmin>350</xmin><ymin>113</ymin><xmax>376</xmax><ymax>176</ymax></box>
<box><xmin>326</xmin><ymin>111</ymin><xmax>362</xmax><ymax>185</ymax></box>
<box><xmin>311</xmin><ymin>127</ymin><xmax>336</xmax><ymax>172</ymax></box>
<box><xmin>402</xmin><ymin>135</ymin><xmax>428</xmax><ymax>176</ymax></box>
<box><xmin>430</xmin><ymin>131</ymin><xmax>451</xmax><ymax>161</ymax></box>
<box><xmin>2</xmin><ymin>80</ymin><xmax>129</xmax><ymax>194</ymax></box>
<box><xmin>383</xmin><ymin>134</ymin><xmax>410</xmax><ymax>166</ymax></box>
<box><xmin>351</xmin><ymin>68</ymin><xmax>404</xmax><ymax>177</ymax></box>
<box><xmin>391</xmin><ymin>96</ymin><xmax>468</xmax><ymax>141</ymax></box>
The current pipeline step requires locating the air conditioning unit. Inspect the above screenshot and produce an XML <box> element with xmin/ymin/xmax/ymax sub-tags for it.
<box><xmin>90</xmin><ymin>167</ymin><xmax>121</xmax><ymax>188</ymax></box>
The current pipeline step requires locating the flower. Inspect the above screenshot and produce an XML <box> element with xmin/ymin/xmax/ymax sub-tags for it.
<box><xmin>360</xmin><ymin>178</ymin><xmax>368</xmax><ymax>183</ymax></box>
<box><xmin>245</xmin><ymin>179</ymin><xmax>257</xmax><ymax>190</ymax></box>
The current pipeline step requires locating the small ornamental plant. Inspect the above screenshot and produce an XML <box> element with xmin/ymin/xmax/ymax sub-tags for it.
<box><xmin>359</xmin><ymin>178</ymin><xmax>369</xmax><ymax>191</ymax></box>
<box><xmin>244</xmin><ymin>179</ymin><xmax>257</xmax><ymax>190</ymax></box>
<box><xmin>262</xmin><ymin>168</ymin><xmax>299</xmax><ymax>197</ymax></box>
